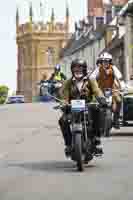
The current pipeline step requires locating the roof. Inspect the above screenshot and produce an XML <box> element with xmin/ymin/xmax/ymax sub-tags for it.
<box><xmin>60</xmin><ymin>25</ymin><xmax>106</xmax><ymax>58</ymax></box>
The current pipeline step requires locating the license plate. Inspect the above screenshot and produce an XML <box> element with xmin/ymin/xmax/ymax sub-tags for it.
<box><xmin>104</xmin><ymin>90</ymin><xmax>112</xmax><ymax>97</ymax></box>
<box><xmin>71</xmin><ymin>100</ymin><xmax>85</xmax><ymax>112</ymax></box>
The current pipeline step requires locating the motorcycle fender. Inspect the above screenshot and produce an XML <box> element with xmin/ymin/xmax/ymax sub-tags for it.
<box><xmin>72</xmin><ymin>124</ymin><xmax>82</xmax><ymax>133</ymax></box>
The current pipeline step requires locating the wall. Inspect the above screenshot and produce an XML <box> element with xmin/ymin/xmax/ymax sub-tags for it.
<box><xmin>124</xmin><ymin>14</ymin><xmax>133</xmax><ymax>83</ymax></box>
<box><xmin>60</xmin><ymin>35</ymin><xmax>106</xmax><ymax>78</ymax></box>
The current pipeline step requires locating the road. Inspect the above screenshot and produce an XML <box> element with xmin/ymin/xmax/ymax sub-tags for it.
<box><xmin>0</xmin><ymin>103</ymin><xmax>133</xmax><ymax>200</ymax></box>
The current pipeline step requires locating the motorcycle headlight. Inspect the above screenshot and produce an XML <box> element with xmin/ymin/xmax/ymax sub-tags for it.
<box><xmin>55</xmin><ymin>83</ymin><xmax>62</xmax><ymax>88</ymax></box>
<box><xmin>43</xmin><ymin>83</ymin><xmax>48</xmax><ymax>87</ymax></box>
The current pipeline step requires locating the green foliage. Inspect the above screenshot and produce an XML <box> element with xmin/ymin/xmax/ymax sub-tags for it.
<box><xmin>0</xmin><ymin>85</ymin><xmax>9</xmax><ymax>104</ymax></box>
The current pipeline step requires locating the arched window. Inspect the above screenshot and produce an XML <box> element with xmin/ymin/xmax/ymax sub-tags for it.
<box><xmin>46</xmin><ymin>47</ymin><xmax>55</xmax><ymax>65</ymax></box>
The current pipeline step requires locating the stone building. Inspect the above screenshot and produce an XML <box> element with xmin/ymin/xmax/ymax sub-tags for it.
<box><xmin>118</xmin><ymin>0</ymin><xmax>133</xmax><ymax>83</ymax></box>
<box><xmin>60</xmin><ymin>0</ymin><xmax>130</xmax><ymax>79</ymax></box>
<box><xmin>16</xmin><ymin>3</ymin><xmax>70</xmax><ymax>102</ymax></box>
<box><xmin>103</xmin><ymin>0</ymin><xmax>133</xmax><ymax>83</ymax></box>
<box><xmin>60</xmin><ymin>25</ymin><xmax>106</xmax><ymax>78</ymax></box>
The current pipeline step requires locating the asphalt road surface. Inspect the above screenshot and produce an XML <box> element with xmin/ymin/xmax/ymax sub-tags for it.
<box><xmin>0</xmin><ymin>103</ymin><xmax>133</xmax><ymax>200</ymax></box>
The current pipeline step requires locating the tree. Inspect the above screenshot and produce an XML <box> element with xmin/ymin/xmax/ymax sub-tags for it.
<box><xmin>0</xmin><ymin>85</ymin><xmax>9</xmax><ymax>104</ymax></box>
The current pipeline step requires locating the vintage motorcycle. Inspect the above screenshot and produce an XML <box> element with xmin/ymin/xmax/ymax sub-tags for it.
<box><xmin>102</xmin><ymin>87</ymin><xmax>129</xmax><ymax>136</ymax></box>
<box><xmin>54</xmin><ymin>99</ymin><xmax>104</xmax><ymax>172</ymax></box>
<box><xmin>37</xmin><ymin>80</ymin><xmax>53</xmax><ymax>101</ymax></box>
<box><xmin>38</xmin><ymin>80</ymin><xmax>63</xmax><ymax>99</ymax></box>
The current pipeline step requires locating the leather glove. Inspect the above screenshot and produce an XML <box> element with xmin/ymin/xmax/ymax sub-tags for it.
<box><xmin>97</xmin><ymin>96</ymin><xmax>108</xmax><ymax>108</ymax></box>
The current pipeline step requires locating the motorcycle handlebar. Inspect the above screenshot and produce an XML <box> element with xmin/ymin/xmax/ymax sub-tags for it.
<box><xmin>53</xmin><ymin>102</ymin><xmax>101</xmax><ymax>111</ymax></box>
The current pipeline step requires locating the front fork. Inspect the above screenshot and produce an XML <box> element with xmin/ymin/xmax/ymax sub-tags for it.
<box><xmin>72</xmin><ymin>112</ymin><xmax>90</xmax><ymax>152</ymax></box>
<box><xmin>71</xmin><ymin>123</ymin><xmax>82</xmax><ymax>150</ymax></box>
<box><xmin>71</xmin><ymin>111</ymin><xmax>93</xmax><ymax>152</ymax></box>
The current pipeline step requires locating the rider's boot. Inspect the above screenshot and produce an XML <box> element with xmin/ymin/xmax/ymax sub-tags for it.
<box><xmin>92</xmin><ymin>137</ymin><xmax>103</xmax><ymax>156</ymax></box>
<box><xmin>65</xmin><ymin>146</ymin><xmax>72</xmax><ymax>157</ymax></box>
<box><xmin>84</xmin><ymin>153</ymin><xmax>93</xmax><ymax>164</ymax></box>
<box><xmin>94</xmin><ymin>146</ymin><xmax>103</xmax><ymax>156</ymax></box>
<box><xmin>113</xmin><ymin>112</ymin><xmax>120</xmax><ymax>129</ymax></box>
<box><xmin>59</xmin><ymin>117</ymin><xmax>72</xmax><ymax>157</ymax></box>
<box><xmin>113</xmin><ymin>119</ymin><xmax>120</xmax><ymax>129</ymax></box>
<box><xmin>93</xmin><ymin>136</ymin><xmax>101</xmax><ymax>146</ymax></box>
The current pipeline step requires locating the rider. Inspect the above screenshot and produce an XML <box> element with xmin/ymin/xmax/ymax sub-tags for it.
<box><xmin>90</xmin><ymin>52</ymin><xmax>125</xmax><ymax>129</ymax></box>
<box><xmin>59</xmin><ymin>58</ymin><xmax>107</xmax><ymax>156</ymax></box>
<box><xmin>49</xmin><ymin>64</ymin><xmax>66</xmax><ymax>82</ymax></box>
<box><xmin>49</xmin><ymin>64</ymin><xmax>66</xmax><ymax>96</ymax></box>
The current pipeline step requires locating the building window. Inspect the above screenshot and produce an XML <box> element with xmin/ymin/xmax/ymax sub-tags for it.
<box><xmin>88</xmin><ymin>16</ymin><xmax>94</xmax><ymax>25</ymax></box>
<box><xmin>96</xmin><ymin>17</ymin><xmax>104</xmax><ymax>26</ymax></box>
<box><xmin>114</xmin><ymin>5</ymin><xmax>123</xmax><ymax>15</ymax></box>
<box><xmin>98</xmin><ymin>40</ymin><xmax>101</xmax><ymax>51</ymax></box>
<box><xmin>106</xmin><ymin>10</ymin><xmax>112</xmax><ymax>24</ymax></box>
<box><xmin>19</xmin><ymin>47</ymin><xmax>24</xmax><ymax>67</ymax></box>
<box><xmin>46</xmin><ymin>47</ymin><xmax>55</xmax><ymax>66</ymax></box>
<box><xmin>93</xmin><ymin>47</ymin><xmax>95</xmax><ymax>67</ymax></box>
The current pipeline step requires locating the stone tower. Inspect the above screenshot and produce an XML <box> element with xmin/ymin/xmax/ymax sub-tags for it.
<box><xmin>16</xmin><ymin>3</ymin><xmax>70</xmax><ymax>102</ymax></box>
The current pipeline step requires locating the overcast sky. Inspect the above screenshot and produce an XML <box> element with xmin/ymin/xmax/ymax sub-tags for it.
<box><xmin>0</xmin><ymin>0</ymin><xmax>86</xmax><ymax>93</ymax></box>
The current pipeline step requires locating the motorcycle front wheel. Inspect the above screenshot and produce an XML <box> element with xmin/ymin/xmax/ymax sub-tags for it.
<box><xmin>104</xmin><ymin>128</ymin><xmax>111</xmax><ymax>137</ymax></box>
<box><xmin>74</xmin><ymin>134</ymin><xmax>84</xmax><ymax>172</ymax></box>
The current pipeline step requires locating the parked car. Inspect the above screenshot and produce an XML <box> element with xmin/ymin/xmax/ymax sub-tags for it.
<box><xmin>6</xmin><ymin>95</ymin><xmax>25</xmax><ymax>104</ymax></box>
<box><xmin>122</xmin><ymin>93</ymin><xmax>133</xmax><ymax>125</ymax></box>
<box><xmin>119</xmin><ymin>83</ymin><xmax>133</xmax><ymax>125</ymax></box>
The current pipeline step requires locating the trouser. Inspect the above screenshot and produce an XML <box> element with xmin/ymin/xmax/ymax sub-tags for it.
<box><xmin>112</xmin><ymin>93</ymin><xmax>122</xmax><ymax>123</ymax></box>
<box><xmin>59</xmin><ymin>114</ymin><xmax>72</xmax><ymax>146</ymax></box>
<box><xmin>90</xmin><ymin>106</ymin><xmax>105</xmax><ymax>137</ymax></box>
<box><xmin>113</xmin><ymin>102</ymin><xmax>121</xmax><ymax>124</ymax></box>
<box><xmin>58</xmin><ymin>106</ymin><xmax>105</xmax><ymax>146</ymax></box>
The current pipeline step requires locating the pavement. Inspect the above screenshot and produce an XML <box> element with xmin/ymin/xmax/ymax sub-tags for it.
<box><xmin>111</xmin><ymin>128</ymin><xmax>133</xmax><ymax>136</ymax></box>
<box><xmin>0</xmin><ymin>102</ymin><xmax>133</xmax><ymax>200</ymax></box>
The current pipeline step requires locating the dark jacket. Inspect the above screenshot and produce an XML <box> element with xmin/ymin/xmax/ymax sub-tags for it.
<box><xmin>62</xmin><ymin>77</ymin><xmax>103</xmax><ymax>103</ymax></box>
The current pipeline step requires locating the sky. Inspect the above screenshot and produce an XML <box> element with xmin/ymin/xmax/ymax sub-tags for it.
<box><xmin>0</xmin><ymin>0</ymin><xmax>86</xmax><ymax>94</ymax></box>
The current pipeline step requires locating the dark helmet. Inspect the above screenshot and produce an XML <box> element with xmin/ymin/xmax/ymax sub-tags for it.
<box><xmin>71</xmin><ymin>59</ymin><xmax>87</xmax><ymax>76</ymax></box>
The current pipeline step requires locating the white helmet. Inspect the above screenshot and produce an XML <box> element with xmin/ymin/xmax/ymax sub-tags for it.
<box><xmin>96</xmin><ymin>55</ymin><xmax>102</xmax><ymax>65</ymax></box>
<box><xmin>99</xmin><ymin>52</ymin><xmax>112</xmax><ymax>62</ymax></box>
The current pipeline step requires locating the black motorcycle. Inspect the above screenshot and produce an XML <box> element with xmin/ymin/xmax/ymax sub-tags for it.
<box><xmin>38</xmin><ymin>80</ymin><xmax>63</xmax><ymax>99</ymax></box>
<box><xmin>55</xmin><ymin>99</ymin><xmax>103</xmax><ymax>172</ymax></box>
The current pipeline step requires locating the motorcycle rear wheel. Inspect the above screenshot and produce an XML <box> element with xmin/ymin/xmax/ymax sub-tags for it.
<box><xmin>104</xmin><ymin>109</ymin><xmax>112</xmax><ymax>137</ymax></box>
